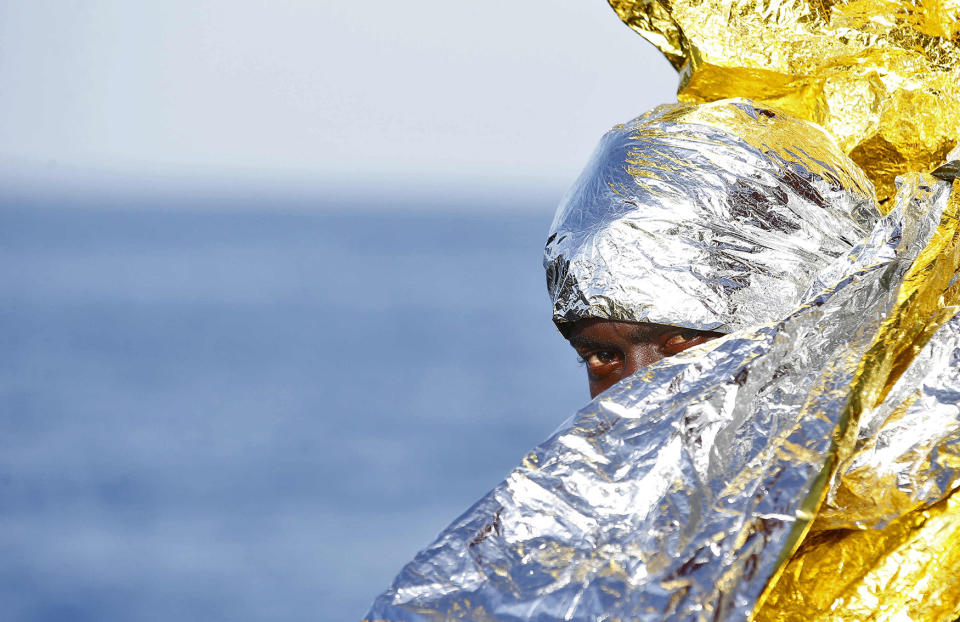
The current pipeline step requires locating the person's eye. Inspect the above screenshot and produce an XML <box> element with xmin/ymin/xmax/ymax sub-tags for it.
<box><xmin>663</xmin><ymin>333</ymin><xmax>687</xmax><ymax>350</ymax></box>
<box><xmin>583</xmin><ymin>350</ymin><xmax>619</xmax><ymax>372</ymax></box>
<box><xmin>663</xmin><ymin>330</ymin><xmax>715</xmax><ymax>355</ymax></box>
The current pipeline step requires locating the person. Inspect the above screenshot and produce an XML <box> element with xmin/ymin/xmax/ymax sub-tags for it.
<box><xmin>365</xmin><ymin>100</ymin><xmax>960</xmax><ymax>621</ymax></box>
<box><xmin>544</xmin><ymin>99</ymin><xmax>875</xmax><ymax>397</ymax></box>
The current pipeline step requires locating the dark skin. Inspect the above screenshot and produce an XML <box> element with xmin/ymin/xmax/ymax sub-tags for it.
<box><xmin>567</xmin><ymin>318</ymin><xmax>724</xmax><ymax>398</ymax></box>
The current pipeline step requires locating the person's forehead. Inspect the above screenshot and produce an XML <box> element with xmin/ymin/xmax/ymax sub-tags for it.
<box><xmin>567</xmin><ymin>319</ymin><xmax>674</xmax><ymax>346</ymax></box>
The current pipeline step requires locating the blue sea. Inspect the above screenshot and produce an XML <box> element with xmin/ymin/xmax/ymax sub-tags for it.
<box><xmin>0</xmin><ymin>197</ymin><xmax>587</xmax><ymax>621</ymax></box>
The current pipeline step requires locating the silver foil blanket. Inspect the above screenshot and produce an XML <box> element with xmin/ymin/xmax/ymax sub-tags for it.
<box><xmin>365</xmin><ymin>173</ymin><xmax>958</xmax><ymax>621</ymax></box>
<box><xmin>543</xmin><ymin>100</ymin><xmax>878</xmax><ymax>334</ymax></box>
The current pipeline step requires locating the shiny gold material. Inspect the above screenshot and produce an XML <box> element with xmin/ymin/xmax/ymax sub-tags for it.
<box><xmin>755</xmin><ymin>488</ymin><xmax>960</xmax><ymax>622</ymax></box>
<box><xmin>608</xmin><ymin>0</ymin><xmax>960</xmax><ymax>202</ymax></box>
<box><xmin>844</xmin><ymin>173</ymin><xmax>960</xmax><ymax>415</ymax></box>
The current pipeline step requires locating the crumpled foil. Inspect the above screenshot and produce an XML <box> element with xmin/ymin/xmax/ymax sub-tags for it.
<box><xmin>817</xmin><ymin>174</ymin><xmax>960</xmax><ymax>531</ymax></box>
<box><xmin>752</xmin><ymin>171</ymin><xmax>960</xmax><ymax>622</ymax></box>
<box><xmin>755</xmin><ymin>487</ymin><xmax>960</xmax><ymax>622</ymax></box>
<box><xmin>366</xmin><ymin>147</ymin><xmax>960</xmax><ymax>620</ymax></box>
<box><xmin>607</xmin><ymin>0</ymin><xmax>960</xmax><ymax>202</ymax></box>
<box><xmin>544</xmin><ymin>99</ymin><xmax>877</xmax><ymax>333</ymax></box>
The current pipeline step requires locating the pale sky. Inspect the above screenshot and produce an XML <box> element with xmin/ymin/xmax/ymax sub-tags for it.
<box><xmin>0</xmin><ymin>1</ymin><xmax>677</xmax><ymax>201</ymax></box>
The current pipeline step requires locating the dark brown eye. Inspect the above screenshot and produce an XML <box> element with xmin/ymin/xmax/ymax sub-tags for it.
<box><xmin>592</xmin><ymin>351</ymin><xmax>615</xmax><ymax>364</ymax></box>
<box><xmin>583</xmin><ymin>351</ymin><xmax>620</xmax><ymax>377</ymax></box>
<box><xmin>585</xmin><ymin>351</ymin><xmax>613</xmax><ymax>366</ymax></box>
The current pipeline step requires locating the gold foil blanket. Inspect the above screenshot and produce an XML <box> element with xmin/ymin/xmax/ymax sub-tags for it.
<box><xmin>607</xmin><ymin>0</ymin><xmax>960</xmax><ymax>202</ymax></box>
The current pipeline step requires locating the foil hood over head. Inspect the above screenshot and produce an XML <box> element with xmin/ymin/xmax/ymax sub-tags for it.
<box><xmin>545</xmin><ymin>99</ymin><xmax>878</xmax><ymax>334</ymax></box>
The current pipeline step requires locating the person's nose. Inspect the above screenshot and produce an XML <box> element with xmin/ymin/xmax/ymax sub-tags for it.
<box><xmin>622</xmin><ymin>354</ymin><xmax>639</xmax><ymax>380</ymax></box>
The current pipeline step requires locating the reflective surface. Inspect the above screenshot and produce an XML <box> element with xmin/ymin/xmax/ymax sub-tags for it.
<box><xmin>545</xmin><ymin>100</ymin><xmax>877</xmax><ymax>333</ymax></box>
<box><xmin>607</xmin><ymin>0</ymin><xmax>960</xmax><ymax>202</ymax></box>
<box><xmin>367</xmin><ymin>140</ymin><xmax>960</xmax><ymax>620</ymax></box>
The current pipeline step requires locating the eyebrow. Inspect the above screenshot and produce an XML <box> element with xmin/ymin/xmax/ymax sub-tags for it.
<box><xmin>567</xmin><ymin>323</ymin><xmax>666</xmax><ymax>351</ymax></box>
<box><xmin>568</xmin><ymin>336</ymin><xmax>613</xmax><ymax>351</ymax></box>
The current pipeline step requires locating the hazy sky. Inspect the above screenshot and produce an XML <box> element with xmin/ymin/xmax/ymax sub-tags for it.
<box><xmin>0</xmin><ymin>1</ymin><xmax>676</xmax><ymax>200</ymax></box>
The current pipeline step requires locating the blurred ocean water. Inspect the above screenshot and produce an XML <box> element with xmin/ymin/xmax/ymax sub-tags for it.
<box><xmin>0</xmin><ymin>200</ymin><xmax>586</xmax><ymax>621</ymax></box>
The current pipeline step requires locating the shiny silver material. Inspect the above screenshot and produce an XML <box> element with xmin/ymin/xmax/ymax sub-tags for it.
<box><xmin>365</xmin><ymin>106</ymin><xmax>960</xmax><ymax>621</ymax></box>
<box><xmin>816</xmin><ymin>308</ymin><xmax>960</xmax><ymax>531</ymax></box>
<box><xmin>545</xmin><ymin>100</ymin><xmax>877</xmax><ymax>333</ymax></box>
<box><xmin>817</xmin><ymin>173</ymin><xmax>960</xmax><ymax>532</ymax></box>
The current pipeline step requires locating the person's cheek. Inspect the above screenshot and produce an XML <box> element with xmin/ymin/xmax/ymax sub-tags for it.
<box><xmin>587</xmin><ymin>363</ymin><xmax>618</xmax><ymax>385</ymax></box>
<box><xmin>588</xmin><ymin>365</ymin><xmax>623</xmax><ymax>397</ymax></box>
